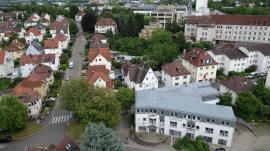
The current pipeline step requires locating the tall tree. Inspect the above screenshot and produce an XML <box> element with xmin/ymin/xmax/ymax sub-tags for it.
<box><xmin>68</xmin><ymin>4</ymin><xmax>79</xmax><ymax>19</ymax></box>
<box><xmin>0</xmin><ymin>95</ymin><xmax>28</xmax><ymax>132</ymax></box>
<box><xmin>175</xmin><ymin>32</ymin><xmax>191</xmax><ymax>52</ymax></box>
<box><xmin>80</xmin><ymin>123</ymin><xmax>123</xmax><ymax>151</ymax></box>
<box><xmin>218</xmin><ymin>92</ymin><xmax>233</xmax><ymax>106</ymax></box>
<box><xmin>165</xmin><ymin>20</ymin><xmax>181</xmax><ymax>33</ymax></box>
<box><xmin>69</xmin><ymin>19</ymin><xmax>79</xmax><ymax>35</ymax></box>
<box><xmin>115</xmin><ymin>88</ymin><xmax>135</xmax><ymax>111</ymax></box>
<box><xmin>81</xmin><ymin>13</ymin><xmax>97</xmax><ymax>33</ymax></box>
<box><xmin>251</xmin><ymin>78</ymin><xmax>270</xmax><ymax>105</ymax></box>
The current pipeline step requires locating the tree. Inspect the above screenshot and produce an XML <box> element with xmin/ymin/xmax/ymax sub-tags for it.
<box><xmin>218</xmin><ymin>92</ymin><xmax>233</xmax><ymax>106</ymax></box>
<box><xmin>68</xmin><ymin>4</ymin><xmax>79</xmax><ymax>19</ymax></box>
<box><xmin>173</xmin><ymin>136</ymin><xmax>191</xmax><ymax>150</ymax></box>
<box><xmin>69</xmin><ymin>19</ymin><xmax>79</xmax><ymax>35</ymax></box>
<box><xmin>115</xmin><ymin>88</ymin><xmax>135</xmax><ymax>111</ymax></box>
<box><xmin>80</xmin><ymin>122</ymin><xmax>123</xmax><ymax>151</ymax></box>
<box><xmin>192</xmin><ymin>41</ymin><xmax>215</xmax><ymax>50</ymax></box>
<box><xmin>0</xmin><ymin>95</ymin><xmax>28</xmax><ymax>132</ymax></box>
<box><xmin>165</xmin><ymin>20</ymin><xmax>181</xmax><ymax>33</ymax></box>
<box><xmin>194</xmin><ymin>136</ymin><xmax>210</xmax><ymax>151</ymax></box>
<box><xmin>245</xmin><ymin>65</ymin><xmax>257</xmax><ymax>73</ymax></box>
<box><xmin>175</xmin><ymin>32</ymin><xmax>191</xmax><ymax>52</ymax></box>
<box><xmin>81</xmin><ymin>13</ymin><xmax>97</xmax><ymax>33</ymax></box>
<box><xmin>233</xmin><ymin>91</ymin><xmax>269</xmax><ymax>121</ymax></box>
<box><xmin>251</xmin><ymin>78</ymin><xmax>270</xmax><ymax>105</ymax></box>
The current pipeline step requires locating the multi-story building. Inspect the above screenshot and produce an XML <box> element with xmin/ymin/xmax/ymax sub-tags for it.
<box><xmin>135</xmin><ymin>81</ymin><xmax>235</xmax><ymax>147</ymax></box>
<box><xmin>196</xmin><ymin>0</ymin><xmax>208</xmax><ymax>11</ymax></box>
<box><xmin>185</xmin><ymin>15</ymin><xmax>270</xmax><ymax>44</ymax></box>
<box><xmin>95</xmin><ymin>18</ymin><xmax>117</xmax><ymax>34</ymax></box>
<box><xmin>182</xmin><ymin>48</ymin><xmax>218</xmax><ymax>83</ymax></box>
<box><xmin>139</xmin><ymin>22</ymin><xmax>161</xmax><ymax>40</ymax></box>
<box><xmin>208</xmin><ymin>46</ymin><xmax>249</xmax><ymax>75</ymax></box>
<box><xmin>162</xmin><ymin>60</ymin><xmax>190</xmax><ymax>86</ymax></box>
<box><xmin>149</xmin><ymin>5</ymin><xmax>178</xmax><ymax>27</ymax></box>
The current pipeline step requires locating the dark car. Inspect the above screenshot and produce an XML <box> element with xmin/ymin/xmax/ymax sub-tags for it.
<box><xmin>0</xmin><ymin>136</ymin><xmax>12</xmax><ymax>143</ymax></box>
<box><xmin>215</xmin><ymin>148</ymin><xmax>225</xmax><ymax>151</ymax></box>
<box><xmin>79</xmin><ymin>52</ymin><xmax>83</xmax><ymax>55</ymax></box>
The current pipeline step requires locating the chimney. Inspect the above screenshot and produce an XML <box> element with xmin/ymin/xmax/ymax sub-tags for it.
<box><xmin>183</xmin><ymin>49</ymin><xmax>186</xmax><ymax>56</ymax></box>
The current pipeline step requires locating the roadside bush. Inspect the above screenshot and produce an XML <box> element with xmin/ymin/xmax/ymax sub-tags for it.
<box><xmin>173</xmin><ymin>136</ymin><xmax>210</xmax><ymax>151</ymax></box>
<box><xmin>112</xmin><ymin>61</ymin><xmax>122</xmax><ymax>69</ymax></box>
<box><xmin>60</xmin><ymin>64</ymin><xmax>67</xmax><ymax>70</ymax></box>
<box><xmin>245</xmin><ymin>65</ymin><xmax>257</xmax><ymax>73</ymax></box>
<box><xmin>114</xmin><ymin>80</ymin><xmax>122</xmax><ymax>89</ymax></box>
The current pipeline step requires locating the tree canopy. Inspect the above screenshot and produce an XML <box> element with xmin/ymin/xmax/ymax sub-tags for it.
<box><xmin>60</xmin><ymin>79</ymin><xmax>121</xmax><ymax>128</ymax></box>
<box><xmin>80</xmin><ymin>122</ymin><xmax>123</xmax><ymax>151</ymax></box>
<box><xmin>173</xmin><ymin>136</ymin><xmax>210</xmax><ymax>151</ymax></box>
<box><xmin>69</xmin><ymin>19</ymin><xmax>79</xmax><ymax>35</ymax></box>
<box><xmin>218</xmin><ymin>92</ymin><xmax>233</xmax><ymax>106</ymax></box>
<box><xmin>165</xmin><ymin>20</ymin><xmax>181</xmax><ymax>33</ymax></box>
<box><xmin>115</xmin><ymin>88</ymin><xmax>135</xmax><ymax>111</ymax></box>
<box><xmin>251</xmin><ymin>78</ymin><xmax>270</xmax><ymax>105</ymax></box>
<box><xmin>0</xmin><ymin>95</ymin><xmax>28</xmax><ymax>132</ymax></box>
<box><xmin>68</xmin><ymin>4</ymin><xmax>79</xmax><ymax>19</ymax></box>
<box><xmin>81</xmin><ymin>13</ymin><xmax>97</xmax><ymax>33</ymax></box>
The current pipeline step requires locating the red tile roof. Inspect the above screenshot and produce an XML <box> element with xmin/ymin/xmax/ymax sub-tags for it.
<box><xmin>88</xmin><ymin>47</ymin><xmax>111</xmax><ymax>63</ymax></box>
<box><xmin>50</xmin><ymin>21</ymin><xmax>69</xmax><ymax>30</ymax></box>
<box><xmin>186</xmin><ymin>15</ymin><xmax>270</xmax><ymax>26</ymax></box>
<box><xmin>162</xmin><ymin>60</ymin><xmax>190</xmax><ymax>77</ymax></box>
<box><xmin>53</xmin><ymin>34</ymin><xmax>67</xmax><ymax>41</ymax></box>
<box><xmin>95</xmin><ymin>18</ymin><xmax>116</xmax><ymax>26</ymax></box>
<box><xmin>21</xmin><ymin>72</ymin><xmax>45</xmax><ymax>88</ymax></box>
<box><xmin>32</xmin><ymin>64</ymin><xmax>53</xmax><ymax>81</ymax></box>
<box><xmin>26</xmin><ymin>28</ymin><xmax>41</xmax><ymax>36</ymax></box>
<box><xmin>220</xmin><ymin>75</ymin><xmax>255</xmax><ymax>93</ymax></box>
<box><xmin>0</xmin><ymin>50</ymin><xmax>6</xmax><ymax>65</ymax></box>
<box><xmin>44</xmin><ymin>39</ymin><xmax>59</xmax><ymax>49</ymax></box>
<box><xmin>20</xmin><ymin>54</ymin><xmax>55</xmax><ymax>66</ymax></box>
<box><xmin>12</xmin><ymin>86</ymin><xmax>40</xmax><ymax>98</ymax></box>
<box><xmin>86</xmin><ymin>65</ymin><xmax>113</xmax><ymax>89</ymax></box>
<box><xmin>182</xmin><ymin>48</ymin><xmax>218</xmax><ymax>67</ymax></box>
<box><xmin>6</xmin><ymin>40</ymin><xmax>26</xmax><ymax>52</ymax></box>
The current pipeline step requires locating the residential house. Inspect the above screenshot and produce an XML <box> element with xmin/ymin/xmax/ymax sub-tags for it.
<box><xmin>182</xmin><ymin>48</ymin><xmax>218</xmax><ymax>83</ymax></box>
<box><xmin>139</xmin><ymin>22</ymin><xmax>162</xmax><ymax>40</ymax></box>
<box><xmin>88</xmin><ymin>47</ymin><xmax>111</xmax><ymax>71</ymax></box>
<box><xmin>6</xmin><ymin>40</ymin><xmax>26</xmax><ymax>60</ymax></box>
<box><xmin>86</xmin><ymin>65</ymin><xmax>113</xmax><ymax>89</ymax></box>
<box><xmin>40</xmin><ymin>13</ymin><xmax>50</xmax><ymax>26</ymax></box>
<box><xmin>0</xmin><ymin>50</ymin><xmax>14</xmax><ymax>77</ymax></box>
<box><xmin>34</xmin><ymin>24</ymin><xmax>46</xmax><ymax>35</ymax></box>
<box><xmin>25</xmin><ymin>28</ymin><xmax>43</xmax><ymax>44</ymax></box>
<box><xmin>162</xmin><ymin>60</ymin><xmax>191</xmax><ymax>86</ymax></box>
<box><xmin>26</xmin><ymin>41</ymin><xmax>44</xmax><ymax>55</ymax></box>
<box><xmin>122</xmin><ymin>61</ymin><xmax>158</xmax><ymax>91</ymax></box>
<box><xmin>135</xmin><ymin>81</ymin><xmax>235</xmax><ymax>147</ymax></box>
<box><xmin>12</xmin><ymin>86</ymin><xmax>42</xmax><ymax>118</ymax></box>
<box><xmin>44</xmin><ymin>39</ymin><xmax>62</xmax><ymax>57</ymax></box>
<box><xmin>95</xmin><ymin>18</ymin><xmax>117</xmax><ymax>34</ymax></box>
<box><xmin>56</xmin><ymin>15</ymin><xmax>66</xmax><ymax>22</ymax></box>
<box><xmin>90</xmin><ymin>33</ymin><xmax>109</xmax><ymax>48</ymax></box>
<box><xmin>208</xmin><ymin>46</ymin><xmax>249</xmax><ymax>75</ymax></box>
<box><xmin>50</xmin><ymin>21</ymin><xmax>69</xmax><ymax>38</ymax></box>
<box><xmin>24</xmin><ymin>13</ymin><xmax>40</xmax><ymax>28</ymax></box>
<box><xmin>20</xmin><ymin>54</ymin><xmax>59</xmax><ymax>78</ymax></box>
<box><xmin>32</xmin><ymin>64</ymin><xmax>54</xmax><ymax>85</ymax></box>
<box><xmin>25</xmin><ymin>135</ymin><xmax>80</xmax><ymax>151</ymax></box>
<box><xmin>53</xmin><ymin>34</ymin><xmax>68</xmax><ymax>49</ymax></box>
<box><xmin>219</xmin><ymin>75</ymin><xmax>254</xmax><ymax>104</ymax></box>
<box><xmin>56</xmin><ymin>25</ymin><xmax>70</xmax><ymax>41</ymax></box>
<box><xmin>75</xmin><ymin>10</ymin><xmax>85</xmax><ymax>22</ymax></box>
<box><xmin>185</xmin><ymin>15</ymin><xmax>270</xmax><ymax>44</ymax></box>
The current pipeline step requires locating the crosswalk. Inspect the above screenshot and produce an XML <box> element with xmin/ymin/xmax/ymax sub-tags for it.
<box><xmin>51</xmin><ymin>115</ymin><xmax>69</xmax><ymax>124</ymax></box>
<box><xmin>0</xmin><ymin>144</ymin><xmax>6</xmax><ymax>150</ymax></box>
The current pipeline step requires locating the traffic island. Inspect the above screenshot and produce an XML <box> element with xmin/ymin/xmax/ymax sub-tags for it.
<box><xmin>68</xmin><ymin>120</ymin><xmax>86</xmax><ymax>141</ymax></box>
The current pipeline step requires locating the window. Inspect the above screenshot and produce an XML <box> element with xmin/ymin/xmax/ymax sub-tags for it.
<box><xmin>183</xmin><ymin>124</ymin><xmax>186</xmax><ymax>127</ymax></box>
<box><xmin>170</xmin><ymin>121</ymin><xmax>177</xmax><ymax>127</ymax></box>
<box><xmin>150</xmin><ymin>109</ymin><xmax>152</xmax><ymax>112</ymax></box>
<box><xmin>193</xmin><ymin>116</ymin><xmax>196</xmax><ymax>120</ymax></box>
<box><xmin>206</xmin><ymin>67</ymin><xmax>209</xmax><ymax>69</ymax></box>
<box><xmin>226</xmin><ymin>122</ymin><xmax>230</xmax><ymax>126</ymax></box>
<box><xmin>196</xmin><ymin>126</ymin><xmax>200</xmax><ymax>130</ymax></box>
<box><xmin>184</xmin><ymin>115</ymin><xmax>187</xmax><ymax>119</ymax></box>
<box><xmin>207</xmin><ymin>118</ymin><xmax>210</xmax><ymax>122</ymax></box>
<box><xmin>197</xmin><ymin>117</ymin><xmax>200</xmax><ymax>121</ymax></box>
<box><xmin>171</xmin><ymin>113</ymin><xmax>174</xmax><ymax>116</ymax></box>
<box><xmin>218</xmin><ymin>139</ymin><xmax>227</xmax><ymax>145</ymax></box>
<box><xmin>143</xmin><ymin>118</ymin><xmax>146</xmax><ymax>121</ymax></box>
<box><xmin>183</xmin><ymin>76</ymin><xmax>187</xmax><ymax>79</ymax></box>
<box><xmin>212</xmin><ymin>119</ymin><xmax>215</xmax><ymax>123</ymax></box>
<box><xmin>205</xmin><ymin>127</ymin><xmax>214</xmax><ymax>134</ymax></box>
<box><xmin>188</xmin><ymin>115</ymin><xmax>191</xmax><ymax>119</ymax></box>
<box><xmin>212</xmin><ymin>66</ymin><xmax>215</xmax><ymax>69</ymax></box>
<box><xmin>161</xmin><ymin>111</ymin><xmax>164</xmax><ymax>114</ymax></box>
<box><xmin>154</xmin><ymin>110</ymin><xmax>156</xmax><ymax>113</ymax></box>
<box><xmin>200</xmin><ymin>67</ymin><xmax>203</xmax><ymax>70</ymax></box>
<box><xmin>183</xmin><ymin>82</ymin><xmax>187</xmax><ymax>84</ymax></box>
<box><xmin>175</xmin><ymin>77</ymin><xmax>179</xmax><ymax>80</ymax></box>
<box><xmin>137</xmin><ymin>109</ymin><xmax>139</xmax><ymax>113</ymax></box>
<box><xmin>175</xmin><ymin>83</ymin><xmax>179</xmax><ymax>86</ymax></box>
<box><xmin>220</xmin><ymin>130</ymin><xmax>228</xmax><ymax>136</ymax></box>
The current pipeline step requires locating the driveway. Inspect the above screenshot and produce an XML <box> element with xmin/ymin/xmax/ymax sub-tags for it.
<box><xmin>4</xmin><ymin>24</ymin><xmax>86</xmax><ymax>151</ymax></box>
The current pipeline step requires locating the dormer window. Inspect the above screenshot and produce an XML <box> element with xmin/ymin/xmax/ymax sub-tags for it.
<box><xmin>176</xmin><ymin>67</ymin><xmax>182</xmax><ymax>72</ymax></box>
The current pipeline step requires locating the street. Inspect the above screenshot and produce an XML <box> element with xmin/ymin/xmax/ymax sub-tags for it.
<box><xmin>4</xmin><ymin>23</ymin><xmax>86</xmax><ymax>151</ymax></box>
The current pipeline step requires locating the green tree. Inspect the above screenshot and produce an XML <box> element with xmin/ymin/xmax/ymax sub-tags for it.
<box><xmin>234</xmin><ymin>91</ymin><xmax>269</xmax><ymax>121</ymax></box>
<box><xmin>69</xmin><ymin>19</ymin><xmax>79</xmax><ymax>35</ymax></box>
<box><xmin>194</xmin><ymin>136</ymin><xmax>210</xmax><ymax>151</ymax></box>
<box><xmin>80</xmin><ymin>122</ymin><xmax>123</xmax><ymax>151</ymax></box>
<box><xmin>245</xmin><ymin>65</ymin><xmax>257</xmax><ymax>73</ymax></box>
<box><xmin>68</xmin><ymin>4</ymin><xmax>79</xmax><ymax>19</ymax></box>
<box><xmin>175</xmin><ymin>32</ymin><xmax>191</xmax><ymax>52</ymax></box>
<box><xmin>192</xmin><ymin>41</ymin><xmax>215</xmax><ymax>50</ymax></box>
<box><xmin>165</xmin><ymin>20</ymin><xmax>181</xmax><ymax>33</ymax></box>
<box><xmin>251</xmin><ymin>78</ymin><xmax>270</xmax><ymax>105</ymax></box>
<box><xmin>0</xmin><ymin>95</ymin><xmax>28</xmax><ymax>132</ymax></box>
<box><xmin>218</xmin><ymin>92</ymin><xmax>233</xmax><ymax>106</ymax></box>
<box><xmin>81</xmin><ymin>13</ymin><xmax>97</xmax><ymax>33</ymax></box>
<box><xmin>115</xmin><ymin>88</ymin><xmax>135</xmax><ymax>111</ymax></box>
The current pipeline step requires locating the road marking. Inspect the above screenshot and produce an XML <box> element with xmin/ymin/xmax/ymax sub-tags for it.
<box><xmin>51</xmin><ymin>115</ymin><xmax>69</xmax><ymax>124</ymax></box>
<box><xmin>60</xmin><ymin>115</ymin><xmax>64</xmax><ymax>123</ymax></box>
<box><xmin>52</xmin><ymin>117</ymin><xmax>56</xmax><ymax>124</ymax></box>
<box><xmin>0</xmin><ymin>145</ymin><xmax>6</xmax><ymax>149</ymax></box>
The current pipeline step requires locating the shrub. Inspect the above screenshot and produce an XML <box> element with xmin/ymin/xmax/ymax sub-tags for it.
<box><xmin>112</xmin><ymin>61</ymin><xmax>122</xmax><ymax>69</ymax></box>
<box><xmin>60</xmin><ymin>64</ymin><xmax>67</xmax><ymax>70</ymax></box>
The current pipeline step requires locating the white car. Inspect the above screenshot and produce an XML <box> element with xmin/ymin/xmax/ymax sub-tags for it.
<box><xmin>48</xmin><ymin>97</ymin><xmax>56</xmax><ymax>101</ymax></box>
<box><xmin>69</xmin><ymin>61</ymin><xmax>74</xmax><ymax>69</ymax></box>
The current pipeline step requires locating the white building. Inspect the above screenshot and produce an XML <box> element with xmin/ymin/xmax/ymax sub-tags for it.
<box><xmin>265</xmin><ymin>70</ymin><xmax>270</xmax><ymax>88</ymax></box>
<box><xmin>182</xmin><ymin>48</ymin><xmax>218</xmax><ymax>83</ymax></box>
<box><xmin>95</xmin><ymin>18</ymin><xmax>118</xmax><ymax>34</ymax></box>
<box><xmin>196</xmin><ymin>0</ymin><xmax>208</xmax><ymax>11</ymax></box>
<box><xmin>162</xmin><ymin>60</ymin><xmax>190</xmax><ymax>86</ymax></box>
<box><xmin>88</xmin><ymin>48</ymin><xmax>111</xmax><ymax>71</ymax></box>
<box><xmin>135</xmin><ymin>81</ymin><xmax>235</xmax><ymax>147</ymax></box>
<box><xmin>44</xmin><ymin>39</ymin><xmax>62</xmax><ymax>57</ymax></box>
<box><xmin>86</xmin><ymin>65</ymin><xmax>113</xmax><ymax>89</ymax></box>
<box><xmin>122</xmin><ymin>61</ymin><xmax>158</xmax><ymax>91</ymax></box>
<box><xmin>26</xmin><ymin>41</ymin><xmax>44</xmax><ymax>55</ymax></box>
<box><xmin>25</xmin><ymin>28</ymin><xmax>43</xmax><ymax>44</ymax></box>
<box><xmin>53</xmin><ymin>34</ymin><xmax>68</xmax><ymax>49</ymax></box>
<box><xmin>75</xmin><ymin>10</ymin><xmax>85</xmax><ymax>22</ymax></box>
<box><xmin>19</xmin><ymin>54</ymin><xmax>59</xmax><ymax>78</ymax></box>
<box><xmin>208</xmin><ymin>47</ymin><xmax>249</xmax><ymax>75</ymax></box>
<box><xmin>185</xmin><ymin>15</ymin><xmax>270</xmax><ymax>44</ymax></box>
<box><xmin>219</xmin><ymin>75</ymin><xmax>254</xmax><ymax>104</ymax></box>
<box><xmin>0</xmin><ymin>50</ymin><xmax>14</xmax><ymax>77</ymax></box>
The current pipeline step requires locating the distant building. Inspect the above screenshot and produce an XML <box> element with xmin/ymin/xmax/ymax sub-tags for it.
<box><xmin>95</xmin><ymin>18</ymin><xmax>118</xmax><ymax>34</ymax></box>
<box><xmin>75</xmin><ymin>10</ymin><xmax>85</xmax><ymax>22</ymax></box>
<box><xmin>0</xmin><ymin>50</ymin><xmax>14</xmax><ymax>77</ymax></box>
<box><xmin>90</xmin><ymin>33</ymin><xmax>109</xmax><ymax>48</ymax></box>
<box><xmin>86</xmin><ymin>65</ymin><xmax>113</xmax><ymax>89</ymax></box>
<box><xmin>196</xmin><ymin>0</ymin><xmax>208</xmax><ymax>11</ymax></box>
<box><xmin>88</xmin><ymin>47</ymin><xmax>111</xmax><ymax>71</ymax></box>
<box><xmin>135</xmin><ymin>81</ymin><xmax>235</xmax><ymax>147</ymax></box>
<box><xmin>25</xmin><ymin>28</ymin><xmax>43</xmax><ymax>44</ymax></box>
<box><xmin>219</xmin><ymin>75</ymin><xmax>254</xmax><ymax>104</ymax></box>
<box><xmin>6</xmin><ymin>40</ymin><xmax>26</xmax><ymax>60</ymax></box>
<box><xmin>139</xmin><ymin>22</ymin><xmax>161</xmax><ymax>40</ymax></box>
<box><xmin>26</xmin><ymin>41</ymin><xmax>44</xmax><ymax>55</ymax></box>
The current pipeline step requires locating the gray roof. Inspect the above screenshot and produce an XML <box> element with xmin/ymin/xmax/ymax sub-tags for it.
<box><xmin>136</xmin><ymin>81</ymin><xmax>236</xmax><ymax>121</ymax></box>
<box><xmin>211</xmin><ymin>47</ymin><xmax>248</xmax><ymax>59</ymax></box>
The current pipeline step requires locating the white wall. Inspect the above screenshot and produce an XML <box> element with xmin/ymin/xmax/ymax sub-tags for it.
<box><xmin>89</xmin><ymin>54</ymin><xmax>111</xmax><ymax>71</ymax></box>
<box><xmin>0</xmin><ymin>52</ymin><xmax>14</xmax><ymax>77</ymax></box>
<box><xmin>219</xmin><ymin>84</ymin><xmax>237</xmax><ymax>104</ymax></box>
<box><xmin>162</xmin><ymin>70</ymin><xmax>190</xmax><ymax>86</ymax></box>
<box><xmin>93</xmin><ymin>77</ymin><xmax>107</xmax><ymax>88</ymax></box>
<box><xmin>27</xmin><ymin>98</ymin><xmax>42</xmax><ymax>118</ymax></box>
<box><xmin>196</xmin><ymin>0</ymin><xmax>208</xmax><ymax>11</ymax></box>
<box><xmin>95</xmin><ymin>25</ymin><xmax>116</xmax><ymax>34</ymax></box>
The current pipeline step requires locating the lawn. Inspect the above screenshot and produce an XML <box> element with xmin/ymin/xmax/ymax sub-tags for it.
<box><xmin>0</xmin><ymin>78</ymin><xmax>23</xmax><ymax>91</ymax></box>
<box><xmin>3</xmin><ymin>124</ymin><xmax>42</xmax><ymax>139</ymax></box>
<box><xmin>68</xmin><ymin>120</ymin><xmax>86</xmax><ymax>141</ymax></box>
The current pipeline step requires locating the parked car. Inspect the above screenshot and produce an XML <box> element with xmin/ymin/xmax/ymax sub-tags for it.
<box><xmin>48</xmin><ymin>97</ymin><xmax>56</xmax><ymax>101</ymax></box>
<box><xmin>65</xmin><ymin>75</ymin><xmax>70</xmax><ymax>81</ymax></box>
<box><xmin>69</xmin><ymin>61</ymin><xmax>74</xmax><ymax>69</ymax></box>
<box><xmin>260</xmin><ymin>72</ymin><xmax>267</xmax><ymax>76</ymax></box>
<box><xmin>215</xmin><ymin>148</ymin><xmax>225</xmax><ymax>151</ymax></box>
<box><xmin>79</xmin><ymin>52</ymin><xmax>83</xmax><ymax>55</ymax></box>
<box><xmin>0</xmin><ymin>136</ymin><xmax>12</xmax><ymax>143</ymax></box>
<box><xmin>248</xmin><ymin>72</ymin><xmax>259</xmax><ymax>79</ymax></box>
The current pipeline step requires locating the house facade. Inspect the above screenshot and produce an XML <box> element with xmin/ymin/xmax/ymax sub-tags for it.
<box><xmin>135</xmin><ymin>81</ymin><xmax>235</xmax><ymax>147</ymax></box>
<box><xmin>86</xmin><ymin>65</ymin><xmax>113</xmax><ymax>89</ymax></box>
<box><xmin>182</xmin><ymin>48</ymin><xmax>218</xmax><ymax>83</ymax></box>
<box><xmin>26</xmin><ymin>41</ymin><xmax>44</xmax><ymax>55</ymax></box>
<box><xmin>53</xmin><ymin>34</ymin><xmax>68</xmax><ymax>49</ymax></box>
<box><xmin>162</xmin><ymin>60</ymin><xmax>191</xmax><ymax>86</ymax></box>
<box><xmin>6</xmin><ymin>40</ymin><xmax>26</xmax><ymax>60</ymax></box>
<box><xmin>44</xmin><ymin>39</ymin><xmax>62</xmax><ymax>57</ymax></box>
<box><xmin>75</xmin><ymin>10</ymin><xmax>85</xmax><ymax>22</ymax></box>
<box><xmin>25</xmin><ymin>28</ymin><xmax>43</xmax><ymax>44</ymax></box>
<box><xmin>122</xmin><ymin>61</ymin><xmax>158</xmax><ymax>91</ymax></box>
<box><xmin>88</xmin><ymin>47</ymin><xmax>111</xmax><ymax>71</ymax></box>
<box><xmin>95</xmin><ymin>18</ymin><xmax>117</xmax><ymax>34</ymax></box>
<box><xmin>0</xmin><ymin>50</ymin><xmax>14</xmax><ymax>77</ymax></box>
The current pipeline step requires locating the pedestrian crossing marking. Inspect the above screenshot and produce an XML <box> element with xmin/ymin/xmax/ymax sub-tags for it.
<box><xmin>51</xmin><ymin>115</ymin><xmax>69</xmax><ymax>124</ymax></box>
<box><xmin>0</xmin><ymin>144</ymin><xmax>6</xmax><ymax>149</ymax></box>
